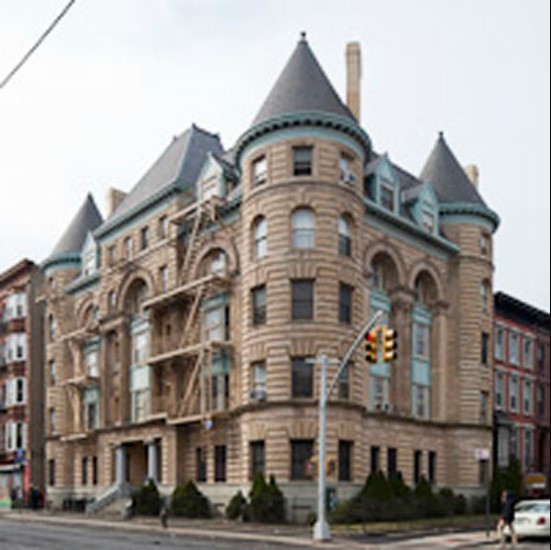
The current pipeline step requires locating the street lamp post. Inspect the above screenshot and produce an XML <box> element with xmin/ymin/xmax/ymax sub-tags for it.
<box><xmin>313</xmin><ymin>311</ymin><xmax>382</xmax><ymax>542</ymax></box>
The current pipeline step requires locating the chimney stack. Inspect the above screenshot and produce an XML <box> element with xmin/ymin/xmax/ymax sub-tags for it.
<box><xmin>346</xmin><ymin>42</ymin><xmax>362</xmax><ymax>122</ymax></box>
<box><xmin>464</xmin><ymin>164</ymin><xmax>480</xmax><ymax>188</ymax></box>
<box><xmin>106</xmin><ymin>187</ymin><xmax>127</xmax><ymax>218</ymax></box>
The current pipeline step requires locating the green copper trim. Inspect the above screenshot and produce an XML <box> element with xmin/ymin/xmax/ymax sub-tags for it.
<box><xmin>41</xmin><ymin>252</ymin><xmax>81</xmax><ymax>275</ymax></box>
<box><xmin>234</xmin><ymin>111</ymin><xmax>372</xmax><ymax>168</ymax></box>
<box><xmin>439</xmin><ymin>203</ymin><xmax>500</xmax><ymax>232</ymax></box>
<box><xmin>65</xmin><ymin>272</ymin><xmax>101</xmax><ymax>296</ymax></box>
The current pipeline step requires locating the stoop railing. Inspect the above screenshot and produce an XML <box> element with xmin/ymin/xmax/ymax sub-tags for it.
<box><xmin>85</xmin><ymin>483</ymin><xmax>132</xmax><ymax>514</ymax></box>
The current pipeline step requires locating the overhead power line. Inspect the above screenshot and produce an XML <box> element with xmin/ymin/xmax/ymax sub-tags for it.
<box><xmin>0</xmin><ymin>0</ymin><xmax>77</xmax><ymax>90</ymax></box>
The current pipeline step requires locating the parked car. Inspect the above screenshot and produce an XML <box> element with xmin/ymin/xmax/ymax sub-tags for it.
<box><xmin>509</xmin><ymin>499</ymin><xmax>550</xmax><ymax>540</ymax></box>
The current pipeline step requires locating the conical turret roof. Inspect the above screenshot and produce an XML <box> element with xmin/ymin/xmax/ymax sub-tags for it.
<box><xmin>252</xmin><ymin>33</ymin><xmax>355</xmax><ymax>126</ymax></box>
<box><xmin>49</xmin><ymin>193</ymin><xmax>103</xmax><ymax>258</ymax></box>
<box><xmin>420</xmin><ymin>133</ymin><xmax>486</xmax><ymax>206</ymax></box>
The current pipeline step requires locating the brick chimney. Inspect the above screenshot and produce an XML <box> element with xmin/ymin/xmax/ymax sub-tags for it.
<box><xmin>464</xmin><ymin>164</ymin><xmax>480</xmax><ymax>188</ymax></box>
<box><xmin>346</xmin><ymin>42</ymin><xmax>362</xmax><ymax>122</ymax></box>
<box><xmin>106</xmin><ymin>187</ymin><xmax>127</xmax><ymax>218</ymax></box>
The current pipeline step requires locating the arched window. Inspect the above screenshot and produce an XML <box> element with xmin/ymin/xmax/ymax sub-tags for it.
<box><xmin>292</xmin><ymin>208</ymin><xmax>314</xmax><ymax>249</ymax></box>
<box><xmin>253</xmin><ymin>217</ymin><xmax>267</xmax><ymax>259</ymax></box>
<box><xmin>338</xmin><ymin>215</ymin><xmax>351</xmax><ymax>256</ymax></box>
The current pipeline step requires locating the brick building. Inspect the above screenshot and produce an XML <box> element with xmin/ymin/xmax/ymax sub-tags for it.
<box><xmin>493</xmin><ymin>292</ymin><xmax>550</xmax><ymax>490</ymax></box>
<box><xmin>0</xmin><ymin>259</ymin><xmax>44</xmax><ymax>505</ymax></box>
<box><xmin>41</xmin><ymin>36</ymin><xmax>500</xmax><ymax>516</ymax></box>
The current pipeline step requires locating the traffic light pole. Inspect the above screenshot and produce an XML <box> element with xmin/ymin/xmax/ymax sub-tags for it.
<box><xmin>313</xmin><ymin>310</ymin><xmax>383</xmax><ymax>542</ymax></box>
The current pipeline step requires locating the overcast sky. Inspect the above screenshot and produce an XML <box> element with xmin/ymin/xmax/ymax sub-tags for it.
<box><xmin>0</xmin><ymin>0</ymin><xmax>549</xmax><ymax>311</ymax></box>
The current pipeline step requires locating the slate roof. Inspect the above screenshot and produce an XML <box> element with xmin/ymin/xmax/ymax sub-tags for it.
<box><xmin>103</xmin><ymin>124</ymin><xmax>224</xmax><ymax>229</ymax></box>
<box><xmin>420</xmin><ymin>133</ymin><xmax>486</xmax><ymax>206</ymax></box>
<box><xmin>252</xmin><ymin>34</ymin><xmax>355</xmax><ymax>126</ymax></box>
<box><xmin>49</xmin><ymin>194</ymin><xmax>103</xmax><ymax>258</ymax></box>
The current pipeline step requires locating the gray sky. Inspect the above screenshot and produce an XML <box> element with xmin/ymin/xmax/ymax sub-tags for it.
<box><xmin>0</xmin><ymin>0</ymin><xmax>549</xmax><ymax>311</ymax></box>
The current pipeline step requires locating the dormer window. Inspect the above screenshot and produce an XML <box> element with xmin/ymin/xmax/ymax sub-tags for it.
<box><xmin>293</xmin><ymin>146</ymin><xmax>312</xmax><ymax>176</ymax></box>
<box><xmin>422</xmin><ymin>210</ymin><xmax>436</xmax><ymax>233</ymax></box>
<box><xmin>253</xmin><ymin>156</ymin><xmax>267</xmax><ymax>185</ymax></box>
<box><xmin>380</xmin><ymin>183</ymin><xmax>395</xmax><ymax>211</ymax></box>
<box><xmin>83</xmin><ymin>248</ymin><xmax>96</xmax><ymax>276</ymax></box>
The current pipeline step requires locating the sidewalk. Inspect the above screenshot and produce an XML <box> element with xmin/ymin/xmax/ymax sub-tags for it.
<box><xmin>0</xmin><ymin>509</ymin><xmax>498</xmax><ymax>548</ymax></box>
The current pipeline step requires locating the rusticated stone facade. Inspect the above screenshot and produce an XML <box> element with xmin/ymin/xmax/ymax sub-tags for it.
<box><xmin>41</xmin><ymin>36</ymin><xmax>500</xmax><ymax>518</ymax></box>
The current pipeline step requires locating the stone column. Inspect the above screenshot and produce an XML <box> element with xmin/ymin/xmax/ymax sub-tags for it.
<box><xmin>146</xmin><ymin>439</ymin><xmax>158</xmax><ymax>483</ymax></box>
<box><xmin>119</xmin><ymin>318</ymin><xmax>131</xmax><ymax>424</ymax></box>
<box><xmin>431</xmin><ymin>301</ymin><xmax>449</xmax><ymax>422</ymax></box>
<box><xmin>390</xmin><ymin>290</ymin><xmax>414</xmax><ymax>415</ymax></box>
<box><xmin>115</xmin><ymin>444</ymin><xmax>126</xmax><ymax>486</ymax></box>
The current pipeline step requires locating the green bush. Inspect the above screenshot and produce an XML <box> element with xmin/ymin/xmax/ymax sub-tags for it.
<box><xmin>131</xmin><ymin>479</ymin><xmax>162</xmax><ymax>516</ymax></box>
<box><xmin>226</xmin><ymin>490</ymin><xmax>246</xmax><ymax>520</ymax></box>
<box><xmin>171</xmin><ymin>481</ymin><xmax>211</xmax><ymax>518</ymax></box>
<box><xmin>413</xmin><ymin>477</ymin><xmax>440</xmax><ymax>518</ymax></box>
<box><xmin>249</xmin><ymin>473</ymin><xmax>286</xmax><ymax>523</ymax></box>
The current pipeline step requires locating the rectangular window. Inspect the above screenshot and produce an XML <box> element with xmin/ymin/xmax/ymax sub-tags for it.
<box><xmin>480</xmin><ymin>234</ymin><xmax>490</xmax><ymax>257</ymax></box>
<box><xmin>478</xmin><ymin>459</ymin><xmax>489</xmax><ymax>486</ymax></box>
<box><xmin>291</xmin><ymin>279</ymin><xmax>314</xmax><ymax>321</ymax></box>
<box><xmin>107</xmin><ymin>245</ymin><xmax>116</xmax><ymax>266</ymax></box>
<box><xmin>495</xmin><ymin>327</ymin><xmax>505</xmax><ymax>360</ymax></box>
<box><xmin>414</xmin><ymin>450</ymin><xmax>422</xmax><ymax>485</ymax></box>
<box><xmin>338</xmin><ymin>363</ymin><xmax>350</xmax><ymax>400</ymax></box>
<box><xmin>158</xmin><ymin>216</ymin><xmax>168</xmax><ymax>239</ymax></box>
<box><xmin>428</xmin><ymin>451</ymin><xmax>437</xmax><ymax>484</ymax></box>
<box><xmin>125</xmin><ymin>237</ymin><xmax>133</xmax><ymax>259</ymax></box>
<box><xmin>214</xmin><ymin>445</ymin><xmax>227</xmax><ymax>482</ymax></box>
<box><xmin>481</xmin><ymin>332</ymin><xmax>489</xmax><ymax>365</ymax></box>
<box><xmin>422</xmin><ymin>210</ymin><xmax>435</xmax><ymax>233</ymax></box>
<box><xmin>293</xmin><ymin>146</ymin><xmax>312</xmax><ymax>176</ymax></box>
<box><xmin>290</xmin><ymin>439</ymin><xmax>314</xmax><ymax>480</ymax></box>
<box><xmin>522</xmin><ymin>379</ymin><xmax>532</xmax><ymax>415</ymax></box>
<box><xmin>15</xmin><ymin>422</ymin><xmax>25</xmax><ymax>449</ymax></box>
<box><xmin>339</xmin><ymin>153</ymin><xmax>355</xmax><ymax>184</ymax></box>
<box><xmin>291</xmin><ymin>357</ymin><xmax>314</xmax><ymax>398</ymax></box>
<box><xmin>413</xmin><ymin>324</ymin><xmax>429</xmax><ymax>359</ymax></box>
<box><xmin>15</xmin><ymin>378</ymin><xmax>26</xmax><ymax>404</ymax></box>
<box><xmin>413</xmin><ymin>384</ymin><xmax>430</xmax><ymax>419</ymax></box>
<box><xmin>536</xmin><ymin>385</ymin><xmax>545</xmax><ymax>418</ymax></box>
<box><xmin>196</xmin><ymin>447</ymin><xmax>207</xmax><ymax>483</ymax></box>
<box><xmin>140</xmin><ymin>226</ymin><xmax>149</xmax><ymax>250</ymax></box>
<box><xmin>509</xmin><ymin>333</ymin><xmax>520</xmax><ymax>365</ymax></box>
<box><xmin>380</xmin><ymin>184</ymin><xmax>395</xmax><ymax>211</ymax></box>
<box><xmin>387</xmin><ymin>447</ymin><xmax>397</xmax><ymax>479</ymax></box>
<box><xmin>338</xmin><ymin>440</ymin><xmax>353</xmax><ymax>482</ymax></box>
<box><xmin>49</xmin><ymin>407</ymin><xmax>56</xmax><ymax>434</ymax></box>
<box><xmin>480</xmin><ymin>391</ymin><xmax>488</xmax><ymax>423</ymax></box>
<box><xmin>495</xmin><ymin>372</ymin><xmax>505</xmax><ymax>410</ymax></box>
<box><xmin>339</xmin><ymin>283</ymin><xmax>353</xmax><ymax>324</ymax></box>
<box><xmin>92</xmin><ymin>456</ymin><xmax>98</xmax><ymax>485</ymax></box>
<box><xmin>159</xmin><ymin>266</ymin><xmax>169</xmax><ymax>292</ymax></box>
<box><xmin>86</xmin><ymin>401</ymin><xmax>98</xmax><ymax>431</ymax></box>
<box><xmin>252</xmin><ymin>285</ymin><xmax>267</xmax><ymax>326</ymax></box>
<box><xmin>524</xmin><ymin>338</ymin><xmax>533</xmax><ymax>369</ymax></box>
<box><xmin>82</xmin><ymin>457</ymin><xmax>88</xmax><ymax>485</ymax></box>
<box><xmin>251</xmin><ymin>361</ymin><xmax>267</xmax><ymax>399</ymax></box>
<box><xmin>536</xmin><ymin>344</ymin><xmax>545</xmax><ymax>371</ymax></box>
<box><xmin>253</xmin><ymin>156</ymin><xmax>267</xmax><ymax>185</ymax></box>
<box><xmin>48</xmin><ymin>459</ymin><xmax>56</xmax><ymax>486</ymax></box>
<box><xmin>523</xmin><ymin>429</ymin><xmax>533</xmax><ymax>470</ymax></box>
<box><xmin>250</xmin><ymin>441</ymin><xmax>265</xmax><ymax>479</ymax></box>
<box><xmin>509</xmin><ymin>376</ymin><xmax>519</xmax><ymax>412</ymax></box>
<box><xmin>370</xmin><ymin>446</ymin><xmax>380</xmax><ymax>474</ymax></box>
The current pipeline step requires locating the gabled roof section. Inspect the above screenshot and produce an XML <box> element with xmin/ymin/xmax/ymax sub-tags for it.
<box><xmin>420</xmin><ymin>132</ymin><xmax>486</xmax><ymax>206</ymax></box>
<box><xmin>251</xmin><ymin>33</ymin><xmax>355</xmax><ymax>127</ymax></box>
<box><xmin>100</xmin><ymin>124</ymin><xmax>224</xmax><ymax>233</ymax></box>
<box><xmin>49</xmin><ymin>194</ymin><xmax>103</xmax><ymax>258</ymax></box>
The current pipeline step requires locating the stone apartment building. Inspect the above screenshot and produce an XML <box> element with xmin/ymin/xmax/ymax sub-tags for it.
<box><xmin>0</xmin><ymin>259</ymin><xmax>44</xmax><ymax>505</ymax></box>
<box><xmin>493</xmin><ymin>292</ymin><xmax>550</xmax><ymax>490</ymax></box>
<box><xmin>41</xmin><ymin>36</ymin><xmax>500</xmax><ymax>516</ymax></box>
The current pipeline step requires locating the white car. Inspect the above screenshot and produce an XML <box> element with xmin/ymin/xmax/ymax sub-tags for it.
<box><xmin>511</xmin><ymin>499</ymin><xmax>550</xmax><ymax>540</ymax></box>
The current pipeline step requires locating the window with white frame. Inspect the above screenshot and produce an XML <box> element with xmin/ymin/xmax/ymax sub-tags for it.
<box><xmin>7</xmin><ymin>333</ymin><xmax>26</xmax><ymax>362</ymax></box>
<box><xmin>292</xmin><ymin>208</ymin><xmax>315</xmax><ymax>249</ymax></box>
<box><xmin>6</xmin><ymin>377</ymin><xmax>26</xmax><ymax>406</ymax></box>
<box><xmin>251</xmin><ymin>361</ymin><xmax>266</xmax><ymax>398</ymax></box>
<box><xmin>85</xmin><ymin>347</ymin><xmax>99</xmax><ymax>378</ymax></box>
<box><xmin>339</xmin><ymin>153</ymin><xmax>355</xmax><ymax>184</ymax></box>
<box><xmin>522</xmin><ymin>379</ymin><xmax>532</xmax><ymax>416</ymax></box>
<box><xmin>253</xmin><ymin>217</ymin><xmax>267</xmax><ymax>259</ymax></box>
<box><xmin>338</xmin><ymin>215</ymin><xmax>352</xmax><ymax>256</ymax></box>
<box><xmin>495</xmin><ymin>327</ymin><xmax>505</xmax><ymax>360</ymax></box>
<box><xmin>5</xmin><ymin>422</ymin><xmax>26</xmax><ymax>451</ymax></box>
<box><xmin>210</xmin><ymin>251</ymin><xmax>227</xmax><ymax>276</ymax></box>
<box><xmin>132</xmin><ymin>331</ymin><xmax>149</xmax><ymax>366</ymax></box>
<box><xmin>509</xmin><ymin>376</ymin><xmax>519</xmax><ymax>411</ymax></box>
<box><xmin>370</xmin><ymin>375</ymin><xmax>389</xmax><ymax>411</ymax></box>
<box><xmin>203</xmin><ymin>305</ymin><xmax>226</xmax><ymax>342</ymax></box>
<box><xmin>83</xmin><ymin>245</ymin><xmax>97</xmax><ymax>276</ymax></box>
<box><xmin>509</xmin><ymin>333</ymin><xmax>520</xmax><ymax>365</ymax></box>
<box><xmin>523</xmin><ymin>338</ymin><xmax>533</xmax><ymax>369</ymax></box>
<box><xmin>5</xmin><ymin>294</ymin><xmax>26</xmax><ymax>320</ymax></box>
<box><xmin>495</xmin><ymin>372</ymin><xmax>505</xmax><ymax>410</ymax></box>
<box><xmin>252</xmin><ymin>156</ymin><xmax>267</xmax><ymax>185</ymax></box>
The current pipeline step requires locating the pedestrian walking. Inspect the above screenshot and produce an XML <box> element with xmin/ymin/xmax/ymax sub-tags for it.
<box><xmin>497</xmin><ymin>490</ymin><xmax>518</xmax><ymax>549</ymax></box>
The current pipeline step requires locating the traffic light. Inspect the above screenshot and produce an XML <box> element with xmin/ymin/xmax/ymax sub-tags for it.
<box><xmin>381</xmin><ymin>326</ymin><xmax>398</xmax><ymax>362</ymax></box>
<box><xmin>365</xmin><ymin>328</ymin><xmax>379</xmax><ymax>363</ymax></box>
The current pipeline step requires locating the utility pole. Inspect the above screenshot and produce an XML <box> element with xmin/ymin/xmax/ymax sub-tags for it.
<box><xmin>313</xmin><ymin>311</ymin><xmax>383</xmax><ymax>542</ymax></box>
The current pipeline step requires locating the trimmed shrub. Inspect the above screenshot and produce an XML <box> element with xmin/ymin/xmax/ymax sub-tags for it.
<box><xmin>413</xmin><ymin>477</ymin><xmax>440</xmax><ymax>518</ymax></box>
<box><xmin>131</xmin><ymin>479</ymin><xmax>162</xmax><ymax>516</ymax></box>
<box><xmin>226</xmin><ymin>490</ymin><xmax>246</xmax><ymax>520</ymax></box>
<box><xmin>249</xmin><ymin>473</ymin><xmax>286</xmax><ymax>523</ymax></box>
<box><xmin>171</xmin><ymin>481</ymin><xmax>211</xmax><ymax>518</ymax></box>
